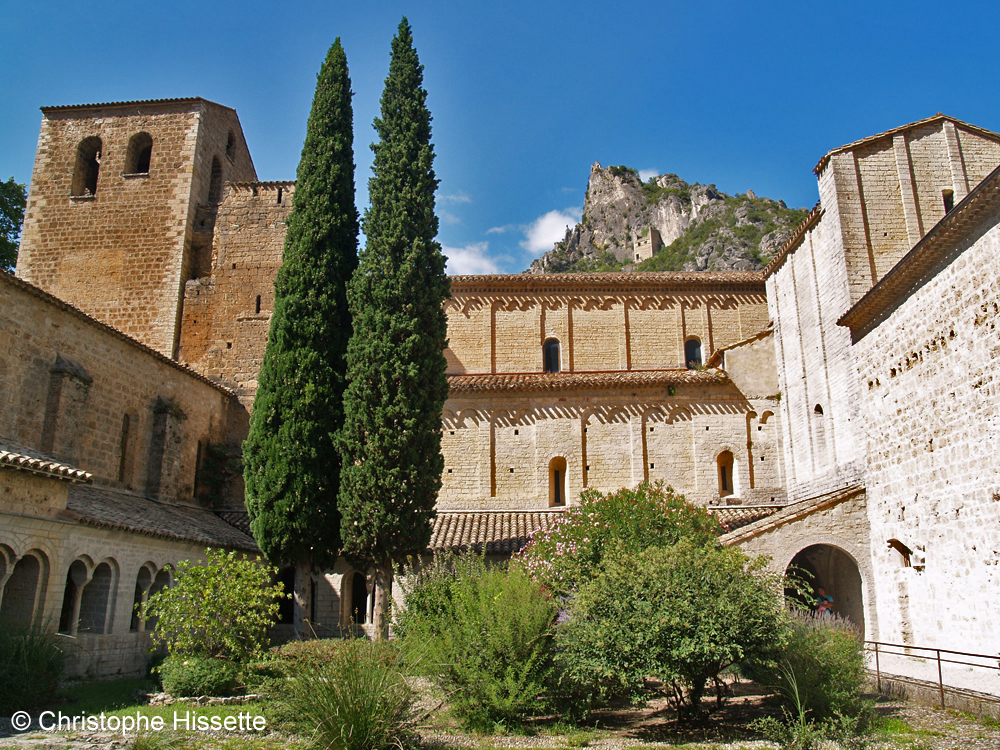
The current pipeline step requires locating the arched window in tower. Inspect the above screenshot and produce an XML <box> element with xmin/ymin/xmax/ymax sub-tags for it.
<box><xmin>71</xmin><ymin>136</ymin><xmax>102</xmax><ymax>197</ymax></box>
<box><xmin>207</xmin><ymin>156</ymin><xmax>223</xmax><ymax>205</ymax></box>
<box><xmin>225</xmin><ymin>130</ymin><xmax>236</xmax><ymax>160</ymax></box>
<box><xmin>685</xmin><ymin>337</ymin><xmax>702</xmax><ymax>369</ymax></box>
<box><xmin>718</xmin><ymin>450</ymin><xmax>734</xmax><ymax>497</ymax></box>
<box><xmin>549</xmin><ymin>456</ymin><xmax>567</xmax><ymax>507</ymax></box>
<box><xmin>543</xmin><ymin>338</ymin><xmax>561</xmax><ymax>373</ymax></box>
<box><xmin>124</xmin><ymin>132</ymin><xmax>153</xmax><ymax>175</ymax></box>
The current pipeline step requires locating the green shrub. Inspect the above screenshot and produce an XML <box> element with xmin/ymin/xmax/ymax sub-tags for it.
<box><xmin>0</xmin><ymin>626</ymin><xmax>64</xmax><ymax>713</ymax></box>
<box><xmin>517</xmin><ymin>482</ymin><xmax>721</xmax><ymax>596</ymax></box>
<box><xmin>397</xmin><ymin>554</ymin><xmax>557</xmax><ymax>731</ymax></box>
<box><xmin>556</xmin><ymin>541</ymin><xmax>785</xmax><ymax>715</ymax></box>
<box><xmin>140</xmin><ymin>548</ymin><xmax>281</xmax><ymax>662</ymax></box>
<box><xmin>747</xmin><ymin>610</ymin><xmax>868</xmax><ymax>721</ymax></box>
<box><xmin>159</xmin><ymin>654</ymin><xmax>239</xmax><ymax>697</ymax></box>
<box><xmin>288</xmin><ymin>638</ymin><xmax>414</xmax><ymax>750</ymax></box>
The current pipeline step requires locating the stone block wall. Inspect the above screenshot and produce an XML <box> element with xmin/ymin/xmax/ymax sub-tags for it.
<box><xmin>0</xmin><ymin>272</ymin><xmax>231</xmax><ymax>501</ymax></box>
<box><xmin>439</xmin><ymin>383</ymin><xmax>785</xmax><ymax>509</ymax></box>
<box><xmin>446</xmin><ymin>277</ymin><xmax>769</xmax><ymax>375</ymax></box>
<box><xmin>852</xmin><ymin>201</ymin><xmax>1000</xmax><ymax>655</ymax></box>
<box><xmin>16</xmin><ymin>99</ymin><xmax>256</xmax><ymax>358</ymax></box>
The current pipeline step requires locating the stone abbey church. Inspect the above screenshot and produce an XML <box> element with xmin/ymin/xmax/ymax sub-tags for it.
<box><xmin>3</xmin><ymin>98</ymin><xmax>1000</xmax><ymax>685</ymax></box>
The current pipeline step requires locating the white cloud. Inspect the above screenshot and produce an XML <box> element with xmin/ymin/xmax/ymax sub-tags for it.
<box><xmin>519</xmin><ymin>208</ymin><xmax>582</xmax><ymax>256</ymax></box>
<box><xmin>443</xmin><ymin>242</ymin><xmax>499</xmax><ymax>275</ymax></box>
<box><xmin>486</xmin><ymin>224</ymin><xmax>514</xmax><ymax>235</ymax></box>
<box><xmin>441</xmin><ymin>191</ymin><xmax>472</xmax><ymax>204</ymax></box>
<box><xmin>439</xmin><ymin>210</ymin><xmax>462</xmax><ymax>225</ymax></box>
<box><xmin>639</xmin><ymin>169</ymin><xmax>659</xmax><ymax>182</ymax></box>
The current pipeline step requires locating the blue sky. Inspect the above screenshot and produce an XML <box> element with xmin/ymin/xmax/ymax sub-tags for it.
<box><xmin>4</xmin><ymin>1</ymin><xmax>1000</xmax><ymax>274</ymax></box>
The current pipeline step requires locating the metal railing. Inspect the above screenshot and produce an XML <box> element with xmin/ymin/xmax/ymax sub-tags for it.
<box><xmin>865</xmin><ymin>640</ymin><xmax>1000</xmax><ymax>708</ymax></box>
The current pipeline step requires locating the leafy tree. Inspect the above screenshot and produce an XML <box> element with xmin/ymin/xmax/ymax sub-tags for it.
<box><xmin>0</xmin><ymin>177</ymin><xmax>27</xmax><ymax>272</ymax></box>
<box><xmin>556</xmin><ymin>540</ymin><xmax>785</xmax><ymax>715</ymax></box>
<box><xmin>517</xmin><ymin>481</ymin><xmax>722</xmax><ymax>596</ymax></box>
<box><xmin>243</xmin><ymin>39</ymin><xmax>359</xmax><ymax>635</ymax></box>
<box><xmin>338</xmin><ymin>18</ymin><xmax>450</xmax><ymax>638</ymax></box>
<box><xmin>140</xmin><ymin>549</ymin><xmax>281</xmax><ymax>663</ymax></box>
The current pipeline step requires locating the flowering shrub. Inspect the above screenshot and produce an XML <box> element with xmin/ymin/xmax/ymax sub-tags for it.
<box><xmin>516</xmin><ymin>482</ymin><xmax>722</xmax><ymax>596</ymax></box>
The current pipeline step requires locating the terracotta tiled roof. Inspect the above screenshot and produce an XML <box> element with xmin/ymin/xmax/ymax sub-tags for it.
<box><xmin>66</xmin><ymin>485</ymin><xmax>259</xmax><ymax>552</ymax></box>
<box><xmin>448</xmin><ymin>369</ymin><xmax>728</xmax><ymax>394</ymax></box>
<box><xmin>450</xmin><ymin>272</ymin><xmax>764</xmax><ymax>290</ymax></box>
<box><xmin>3</xmin><ymin>272</ymin><xmax>234</xmax><ymax>397</ymax></box>
<box><xmin>813</xmin><ymin>114</ymin><xmax>1000</xmax><ymax>175</ymax></box>
<box><xmin>711</xmin><ymin>505</ymin><xmax>782</xmax><ymax>533</ymax></box>
<box><xmin>430</xmin><ymin>510</ymin><xmax>563</xmax><ymax>554</ymax></box>
<box><xmin>763</xmin><ymin>203</ymin><xmax>824</xmax><ymax>279</ymax></box>
<box><xmin>0</xmin><ymin>439</ymin><xmax>92</xmax><ymax>483</ymax></box>
<box><xmin>40</xmin><ymin>97</ymin><xmax>229</xmax><ymax>113</ymax></box>
<box><xmin>838</xmin><ymin>161</ymin><xmax>1000</xmax><ymax>340</ymax></box>
<box><xmin>428</xmin><ymin>504</ymin><xmax>782</xmax><ymax>555</ymax></box>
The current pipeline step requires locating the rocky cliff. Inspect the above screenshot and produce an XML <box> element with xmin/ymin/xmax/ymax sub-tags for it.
<box><xmin>528</xmin><ymin>164</ymin><xmax>809</xmax><ymax>274</ymax></box>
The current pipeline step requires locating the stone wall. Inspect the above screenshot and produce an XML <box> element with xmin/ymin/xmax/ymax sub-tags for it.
<box><xmin>446</xmin><ymin>275</ymin><xmax>769</xmax><ymax>374</ymax></box>
<box><xmin>16</xmin><ymin>99</ymin><xmax>256</xmax><ymax>358</ymax></box>
<box><xmin>440</xmin><ymin>381</ymin><xmax>785</xmax><ymax>509</ymax></box>
<box><xmin>851</xmin><ymin>200</ymin><xmax>1000</xmax><ymax>655</ymax></box>
<box><xmin>0</xmin><ymin>272</ymin><xmax>231</xmax><ymax>500</ymax></box>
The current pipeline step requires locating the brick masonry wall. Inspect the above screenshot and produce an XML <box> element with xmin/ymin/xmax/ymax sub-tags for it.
<box><xmin>17</xmin><ymin>101</ymin><xmax>256</xmax><ymax>358</ymax></box>
<box><xmin>439</xmin><ymin>384</ymin><xmax>785</xmax><ymax>509</ymax></box>
<box><xmin>0</xmin><ymin>274</ymin><xmax>231</xmax><ymax>501</ymax></box>
<box><xmin>853</xmin><ymin>202</ymin><xmax>1000</xmax><ymax>654</ymax></box>
<box><xmin>446</xmin><ymin>283</ymin><xmax>770</xmax><ymax>374</ymax></box>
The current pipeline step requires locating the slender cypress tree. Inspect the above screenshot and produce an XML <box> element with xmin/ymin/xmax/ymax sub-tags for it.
<box><xmin>338</xmin><ymin>18</ymin><xmax>450</xmax><ymax>638</ymax></box>
<box><xmin>243</xmin><ymin>39</ymin><xmax>358</xmax><ymax>637</ymax></box>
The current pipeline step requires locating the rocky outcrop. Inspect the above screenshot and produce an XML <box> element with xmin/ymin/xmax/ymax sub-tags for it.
<box><xmin>528</xmin><ymin>164</ymin><xmax>808</xmax><ymax>274</ymax></box>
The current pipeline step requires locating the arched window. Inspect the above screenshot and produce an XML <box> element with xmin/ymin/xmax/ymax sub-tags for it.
<box><xmin>549</xmin><ymin>456</ymin><xmax>567</xmax><ymax>507</ymax></box>
<box><xmin>718</xmin><ymin>450</ymin><xmax>734</xmax><ymax>497</ymax></box>
<box><xmin>0</xmin><ymin>554</ymin><xmax>42</xmax><ymax>628</ymax></box>
<box><xmin>685</xmin><ymin>338</ymin><xmax>702</xmax><ymax>369</ymax></box>
<box><xmin>59</xmin><ymin>560</ymin><xmax>89</xmax><ymax>634</ymax></box>
<box><xmin>543</xmin><ymin>338</ymin><xmax>560</xmax><ymax>373</ymax></box>
<box><xmin>124</xmin><ymin>132</ymin><xmax>153</xmax><ymax>174</ymax></box>
<box><xmin>130</xmin><ymin>565</ymin><xmax>154</xmax><ymax>632</ymax></box>
<box><xmin>207</xmin><ymin>156</ymin><xmax>223</xmax><ymax>204</ymax></box>
<box><xmin>225</xmin><ymin>131</ymin><xmax>236</xmax><ymax>160</ymax></box>
<box><xmin>71</xmin><ymin>136</ymin><xmax>102</xmax><ymax>196</ymax></box>
<box><xmin>79</xmin><ymin>562</ymin><xmax>115</xmax><ymax>634</ymax></box>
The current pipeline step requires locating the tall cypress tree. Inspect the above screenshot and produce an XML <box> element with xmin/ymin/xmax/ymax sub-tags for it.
<box><xmin>243</xmin><ymin>39</ymin><xmax>358</xmax><ymax>637</ymax></box>
<box><xmin>338</xmin><ymin>18</ymin><xmax>450</xmax><ymax>638</ymax></box>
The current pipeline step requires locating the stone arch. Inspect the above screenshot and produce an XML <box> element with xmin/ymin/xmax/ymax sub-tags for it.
<box><xmin>340</xmin><ymin>570</ymin><xmax>370</xmax><ymax>627</ymax></box>
<box><xmin>130</xmin><ymin>562</ymin><xmax>156</xmax><ymax>632</ymax></box>
<box><xmin>785</xmin><ymin>543</ymin><xmax>866</xmax><ymax>635</ymax></box>
<box><xmin>543</xmin><ymin>337</ymin><xmax>561</xmax><ymax>373</ymax></box>
<box><xmin>146</xmin><ymin>566</ymin><xmax>171</xmax><ymax>632</ymax></box>
<box><xmin>59</xmin><ymin>558</ymin><xmax>91</xmax><ymax>635</ymax></box>
<box><xmin>124</xmin><ymin>132</ymin><xmax>153</xmax><ymax>175</ymax></box>
<box><xmin>716</xmin><ymin>448</ymin><xmax>736</xmax><ymax>498</ymax></box>
<box><xmin>71</xmin><ymin>136</ymin><xmax>102</xmax><ymax>196</ymax></box>
<box><xmin>0</xmin><ymin>550</ymin><xmax>49</xmax><ymax>628</ymax></box>
<box><xmin>78</xmin><ymin>559</ymin><xmax>118</xmax><ymax>635</ymax></box>
<box><xmin>548</xmin><ymin>456</ymin><xmax>567</xmax><ymax>507</ymax></box>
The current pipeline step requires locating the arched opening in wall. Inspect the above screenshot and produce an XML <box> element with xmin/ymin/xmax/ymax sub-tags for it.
<box><xmin>225</xmin><ymin>131</ymin><xmax>236</xmax><ymax>160</ymax></box>
<box><xmin>71</xmin><ymin>136</ymin><xmax>102</xmax><ymax>196</ymax></box>
<box><xmin>207</xmin><ymin>156</ymin><xmax>223</xmax><ymax>205</ymax></box>
<box><xmin>543</xmin><ymin>338</ymin><xmax>561</xmax><ymax>373</ymax></box>
<box><xmin>549</xmin><ymin>456</ymin><xmax>567</xmax><ymax>507</ymax></box>
<box><xmin>685</xmin><ymin>338</ymin><xmax>702</xmax><ymax>369</ymax></box>
<box><xmin>786</xmin><ymin>544</ymin><xmax>865</xmax><ymax>635</ymax></box>
<box><xmin>124</xmin><ymin>132</ymin><xmax>153</xmax><ymax>175</ymax></box>
<box><xmin>130</xmin><ymin>565</ymin><xmax>154</xmax><ymax>632</ymax></box>
<box><xmin>942</xmin><ymin>188</ymin><xmax>955</xmax><ymax>214</ymax></box>
<box><xmin>276</xmin><ymin>567</ymin><xmax>295</xmax><ymax>625</ymax></box>
<box><xmin>717</xmin><ymin>450</ymin><xmax>734</xmax><ymax>497</ymax></box>
<box><xmin>813</xmin><ymin>404</ymin><xmax>828</xmax><ymax>467</ymax></box>
<box><xmin>146</xmin><ymin>568</ymin><xmax>170</xmax><ymax>631</ymax></box>
<box><xmin>78</xmin><ymin>562</ymin><xmax>115</xmax><ymax>634</ymax></box>
<box><xmin>0</xmin><ymin>554</ymin><xmax>43</xmax><ymax>628</ymax></box>
<box><xmin>346</xmin><ymin>571</ymin><xmax>368</xmax><ymax>625</ymax></box>
<box><xmin>59</xmin><ymin>560</ymin><xmax>89</xmax><ymax>635</ymax></box>
<box><xmin>117</xmin><ymin>412</ymin><xmax>133</xmax><ymax>485</ymax></box>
